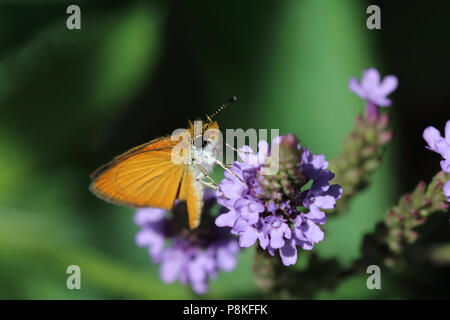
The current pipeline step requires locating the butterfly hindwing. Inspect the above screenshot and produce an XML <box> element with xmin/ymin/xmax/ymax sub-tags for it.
<box><xmin>178</xmin><ymin>167</ymin><xmax>204</xmax><ymax>229</ymax></box>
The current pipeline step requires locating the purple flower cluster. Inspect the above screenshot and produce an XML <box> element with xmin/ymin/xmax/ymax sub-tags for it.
<box><xmin>349</xmin><ymin>68</ymin><xmax>398</xmax><ymax>121</ymax></box>
<box><xmin>215</xmin><ymin>135</ymin><xmax>342</xmax><ymax>266</ymax></box>
<box><xmin>423</xmin><ymin>120</ymin><xmax>450</xmax><ymax>201</ymax></box>
<box><xmin>135</xmin><ymin>193</ymin><xmax>239</xmax><ymax>294</ymax></box>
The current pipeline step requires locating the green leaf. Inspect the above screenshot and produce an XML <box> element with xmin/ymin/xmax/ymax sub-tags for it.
<box><xmin>0</xmin><ymin>207</ymin><xmax>193</xmax><ymax>299</ymax></box>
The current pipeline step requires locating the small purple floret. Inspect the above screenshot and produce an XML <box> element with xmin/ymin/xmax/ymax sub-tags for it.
<box><xmin>349</xmin><ymin>68</ymin><xmax>398</xmax><ymax>120</ymax></box>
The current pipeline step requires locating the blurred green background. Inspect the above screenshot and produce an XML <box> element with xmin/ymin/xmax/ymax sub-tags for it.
<box><xmin>0</xmin><ymin>0</ymin><xmax>449</xmax><ymax>299</ymax></box>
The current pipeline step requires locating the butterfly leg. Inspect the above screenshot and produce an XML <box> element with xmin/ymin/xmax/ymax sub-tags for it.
<box><xmin>224</xmin><ymin>143</ymin><xmax>256</xmax><ymax>178</ymax></box>
<box><xmin>197</xmin><ymin>180</ymin><xmax>230</xmax><ymax>200</ymax></box>
<box><xmin>197</xmin><ymin>180</ymin><xmax>221</xmax><ymax>192</ymax></box>
<box><xmin>214</xmin><ymin>159</ymin><xmax>245</xmax><ymax>184</ymax></box>
<box><xmin>225</xmin><ymin>143</ymin><xmax>254</xmax><ymax>154</ymax></box>
<box><xmin>195</xmin><ymin>164</ymin><xmax>230</xmax><ymax>200</ymax></box>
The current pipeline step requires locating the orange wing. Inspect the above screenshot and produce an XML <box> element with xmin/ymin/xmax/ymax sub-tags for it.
<box><xmin>178</xmin><ymin>167</ymin><xmax>204</xmax><ymax>229</ymax></box>
<box><xmin>90</xmin><ymin>136</ymin><xmax>204</xmax><ymax>229</ymax></box>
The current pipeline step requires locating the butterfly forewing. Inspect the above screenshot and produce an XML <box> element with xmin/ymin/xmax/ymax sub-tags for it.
<box><xmin>90</xmin><ymin>137</ymin><xmax>184</xmax><ymax>209</ymax></box>
<box><xmin>90</xmin><ymin>134</ymin><xmax>204</xmax><ymax>229</ymax></box>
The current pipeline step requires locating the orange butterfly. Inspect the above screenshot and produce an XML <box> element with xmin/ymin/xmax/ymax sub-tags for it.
<box><xmin>89</xmin><ymin>97</ymin><xmax>236</xmax><ymax>229</ymax></box>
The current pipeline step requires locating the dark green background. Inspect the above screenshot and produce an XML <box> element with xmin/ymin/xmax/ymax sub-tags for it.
<box><xmin>0</xmin><ymin>0</ymin><xmax>448</xmax><ymax>299</ymax></box>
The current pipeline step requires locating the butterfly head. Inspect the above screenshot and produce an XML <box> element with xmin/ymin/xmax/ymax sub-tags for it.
<box><xmin>187</xmin><ymin>119</ymin><xmax>220</xmax><ymax>148</ymax></box>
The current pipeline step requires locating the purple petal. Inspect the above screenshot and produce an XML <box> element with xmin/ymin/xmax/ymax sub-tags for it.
<box><xmin>361</xmin><ymin>68</ymin><xmax>381</xmax><ymax>91</ymax></box>
<box><xmin>159</xmin><ymin>249</ymin><xmax>185</xmax><ymax>283</ymax></box>
<box><xmin>436</xmin><ymin>140</ymin><xmax>450</xmax><ymax>159</ymax></box>
<box><xmin>220</xmin><ymin>178</ymin><xmax>246</xmax><ymax>198</ymax></box>
<box><xmin>258</xmin><ymin>232</ymin><xmax>269</xmax><ymax>249</ymax></box>
<box><xmin>440</xmin><ymin>158</ymin><xmax>450</xmax><ymax>173</ymax></box>
<box><xmin>378</xmin><ymin>75</ymin><xmax>398</xmax><ymax>96</ymax></box>
<box><xmin>238</xmin><ymin>146</ymin><xmax>258</xmax><ymax>166</ymax></box>
<box><xmin>135</xmin><ymin>230</ymin><xmax>151</xmax><ymax>247</ymax></box>
<box><xmin>349</xmin><ymin>68</ymin><xmax>398</xmax><ymax>108</ymax></box>
<box><xmin>269</xmin><ymin>227</ymin><xmax>286</xmax><ymax>249</ymax></box>
<box><xmin>371</xmin><ymin>96</ymin><xmax>392</xmax><ymax>107</ymax></box>
<box><xmin>348</xmin><ymin>77</ymin><xmax>365</xmax><ymax>98</ymax></box>
<box><xmin>279</xmin><ymin>238</ymin><xmax>298</xmax><ymax>266</ymax></box>
<box><xmin>235</xmin><ymin>198</ymin><xmax>262</xmax><ymax>225</ymax></box>
<box><xmin>215</xmin><ymin>210</ymin><xmax>238</xmax><ymax>228</ymax></box>
<box><xmin>303</xmin><ymin>220</ymin><xmax>324</xmax><ymax>243</ymax></box>
<box><xmin>445</xmin><ymin>120</ymin><xmax>450</xmax><ymax>143</ymax></box>
<box><xmin>134</xmin><ymin>208</ymin><xmax>166</xmax><ymax>226</ymax></box>
<box><xmin>188</xmin><ymin>254</ymin><xmax>214</xmax><ymax>286</ymax></box>
<box><xmin>238</xmin><ymin>145</ymin><xmax>254</xmax><ymax>155</ymax></box>
<box><xmin>187</xmin><ymin>256</ymin><xmax>210</xmax><ymax>294</ymax></box>
<box><xmin>304</xmin><ymin>206</ymin><xmax>326</xmax><ymax>224</ymax></box>
<box><xmin>191</xmin><ymin>282</ymin><xmax>208</xmax><ymax>294</ymax></box>
<box><xmin>135</xmin><ymin>230</ymin><xmax>165</xmax><ymax>262</ymax></box>
<box><xmin>295</xmin><ymin>237</ymin><xmax>314</xmax><ymax>250</ymax></box>
<box><xmin>423</xmin><ymin>126</ymin><xmax>442</xmax><ymax>151</ymax></box>
<box><xmin>216</xmin><ymin>242</ymin><xmax>239</xmax><ymax>271</ymax></box>
<box><xmin>311</xmin><ymin>154</ymin><xmax>328</xmax><ymax>170</ymax></box>
<box><xmin>257</xmin><ymin>140</ymin><xmax>269</xmax><ymax>164</ymax></box>
<box><xmin>271</xmin><ymin>136</ymin><xmax>283</xmax><ymax>147</ymax></box>
<box><xmin>249</xmin><ymin>201</ymin><xmax>265</xmax><ymax>213</ymax></box>
<box><xmin>234</xmin><ymin>217</ymin><xmax>250</xmax><ymax>232</ymax></box>
<box><xmin>239</xmin><ymin>227</ymin><xmax>259</xmax><ymax>248</ymax></box>
<box><xmin>312</xmin><ymin>195</ymin><xmax>336</xmax><ymax>209</ymax></box>
<box><xmin>295</xmin><ymin>218</ymin><xmax>324</xmax><ymax>243</ymax></box>
<box><xmin>328</xmin><ymin>184</ymin><xmax>343</xmax><ymax>200</ymax></box>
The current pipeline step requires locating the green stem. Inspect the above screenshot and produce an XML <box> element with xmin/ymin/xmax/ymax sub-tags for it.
<box><xmin>329</xmin><ymin>113</ymin><xmax>392</xmax><ymax>214</ymax></box>
<box><xmin>358</xmin><ymin>170</ymin><xmax>450</xmax><ymax>268</ymax></box>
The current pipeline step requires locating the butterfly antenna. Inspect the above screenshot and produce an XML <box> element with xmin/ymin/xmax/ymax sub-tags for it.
<box><xmin>207</xmin><ymin>96</ymin><xmax>237</xmax><ymax>122</ymax></box>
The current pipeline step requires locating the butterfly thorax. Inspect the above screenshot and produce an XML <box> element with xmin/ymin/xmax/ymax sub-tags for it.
<box><xmin>189</xmin><ymin>141</ymin><xmax>218</xmax><ymax>177</ymax></box>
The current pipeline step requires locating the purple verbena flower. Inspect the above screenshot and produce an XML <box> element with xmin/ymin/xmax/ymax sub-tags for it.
<box><xmin>215</xmin><ymin>134</ymin><xmax>342</xmax><ymax>266</ymax></box>
<box><xmin>135</xmin><ymin>192</ymin><xmax>239</xmax><ymax>294</ymax></box>
<box><xmin>349</xmin><ymin>68</ymin><xmax>398</xmax><ymax>121</ymax></box>
<box><xmin>423</xmin><ymin>120</ymin><xmax>450</xmax><ymax>202</ymax></box>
